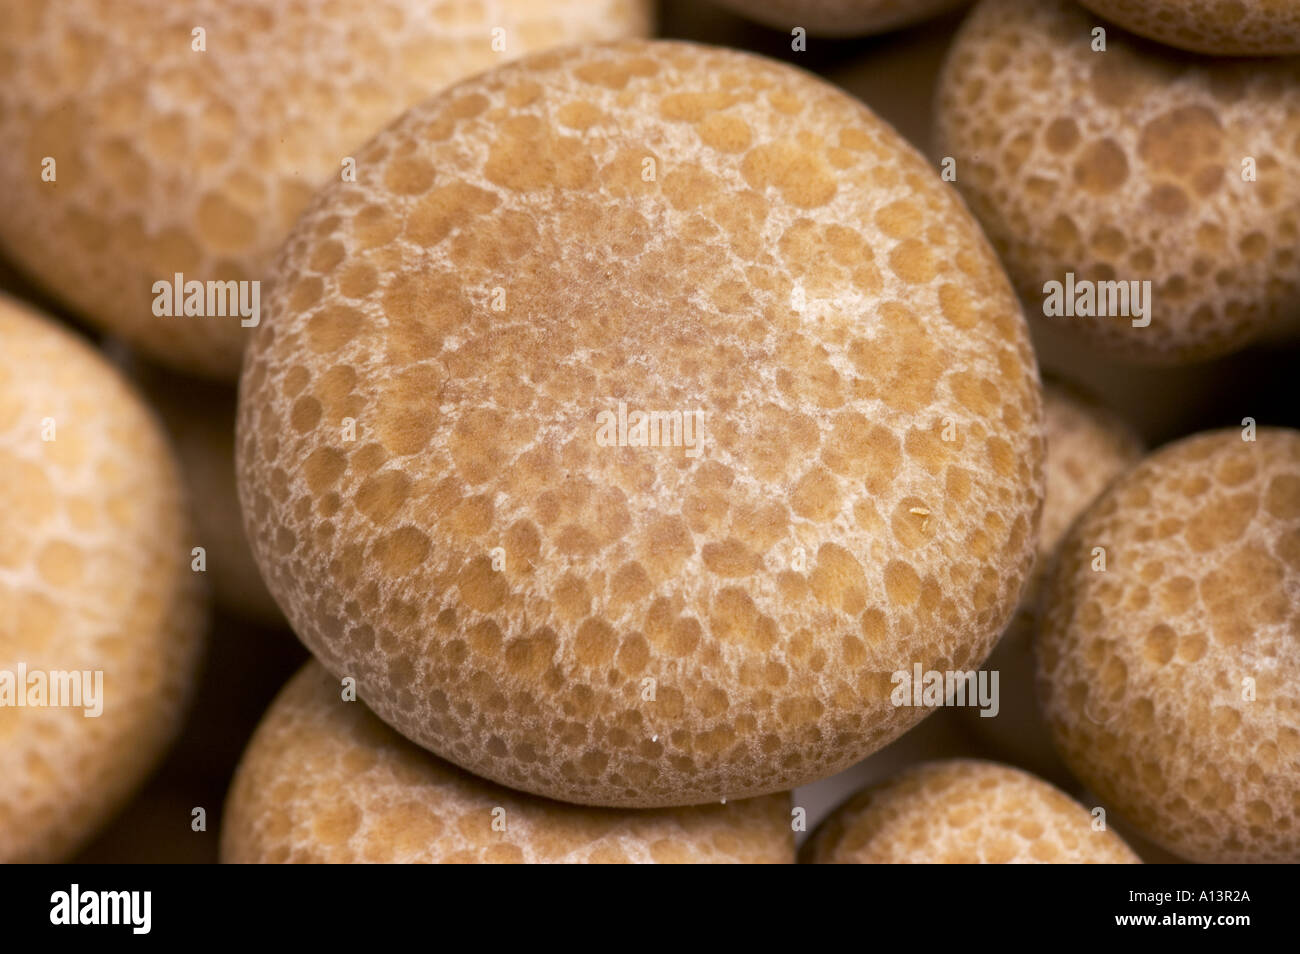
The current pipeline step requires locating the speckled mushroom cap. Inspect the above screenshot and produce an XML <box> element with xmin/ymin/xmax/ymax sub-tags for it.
<box><xmin>1038</xmin><ymin>428</ymin><xmax>1300</xmax><ymax>863</ymax></box>
<box><xmin>934</xmin><ymin>0</ymin><xmax>1300</xmax><ymax>364</ymax></box>
<box><xmin>0</xmin><ymin>294</ymin><xmax>206</xmax><ymax>862</ymax></box>
<box><xmin>707</xmin><ymin>0</ymin><xmax>967</xmax><ymax>37</ymax></box>
<box><xmin>0</xmin><ymin>0</ymin><xmax>652</xmax><ymax>380</ymax></box>
<box><xmin>236</xmin><ymin>39</ymin><xmax>1044</xmax><ymax>808</ymax></box>
<box><xmin>1077</xmin><ymin>0</ymin><xmax>1300</xmax><ymax>57</ymax></box>
<box><xmin>967</xmin><ymin>383</ymin><xmax>1142</xmax><ymax>783</ymax></box>
<box><xmin>801</xmin><ymin>759</ymin><xmax>1141</xmax><ymax>863</ymax></box>
<box><xmin>221</xmin><ymin>661</ymin><xmax>795</xmax><ymax>863</ymax></box>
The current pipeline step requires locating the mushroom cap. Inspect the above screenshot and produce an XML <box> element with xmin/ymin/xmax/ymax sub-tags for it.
<box><xmin>221</xmin><ymin>661</ymin><xmax>795</xmax><ymax>863</ymax></box>
<box><xmin>0</xmin><ymin>0</ymin><xmax>652</xmax><ymax>378</ymax></box>
<box><xmin>1038</xmin><ymin>427</ymin><xmax>1300</xmax><ymax>863</ymax></box>
<box><xmin>935</xmin><ymin>0</ymin><xmax>1300</xmax><ymax>364</ymax></box>
<box><xmin>1077</xmin><ymin>0</ymin><xmax>1300</xmax><ymax>57</ymax></box>
<box><xmin>237</xmin><ymin>38</ymin><xmax>1044</xmax><ymax>807</ymax></box>
<box><xmin>801</xmin><ymin>758</ymin><xmax>1141</xmax><ymax>863</ymax></box>
<box><xmin>0</xmin><ymin>294</ymin><xmax>207</xmax><ymax>861</ymax></box>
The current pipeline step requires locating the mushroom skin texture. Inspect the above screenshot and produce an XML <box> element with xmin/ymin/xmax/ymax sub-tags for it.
<box><xmin>1038</xmin><ymin>428</ymin><xmax>1300</xmax><ymax>863</ymax></box>
<box><xmin>0</xmin><ymin>294</ymin><xmax>206</xmax><ymax>862</ymax></box>
<box><xmin>222</xmin><ymin>662</ymin><xmax>795</xmax><ymax>864</ymax></box>
<box><xmin>801</xmin><ymin>759</ymin><xmax>1141</xmax><ymax>863</ymax></box>
<box><xmin>0</xmin><ymin>0</ymin><xmax>653</xmax><ymax>378</ymax></box>
<box><xmin>237</xmin><ymin>39</ymin><xmax>1045</xmax><ymax>807</ymax></box>
<box><xmin>935</xmin><ymin>0</ymin><xmax>1300</xmax><ymax>364</ymax></box>
<box><xmin>1078</xmin><ymin>0</ymin><xmax>1300</xmax><ymax>57</ymax></box>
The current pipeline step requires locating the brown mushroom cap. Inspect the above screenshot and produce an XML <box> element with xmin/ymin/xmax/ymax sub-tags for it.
<box><xmin>802</xmin><ymin>758</ymin><xmax>1141</xmax><ymax>863</ymax></box>
<box><xmin>935</xmin><ymin>0</ymin><xmax>1300</xmax><ymax>364</ymax></box>
<box><xmin>0</xmin><ymin>0</ymin><xmax>652</xmax><ymax>378</ymax></box>
<box><xmin>0</xmin><ymin>294</ymin><xmax>206</xmax><ymax>861</ymax></box>
<box><xmin>237</xmin><ymin>39</ymin><xmax>1044</xmax><ymax>807</ymax></box>
<box><xmin>222</xmin><ymin>661</ymin><xmax>795</xmax><ymax>863</ymax></box>
<box><xmin>1038</xmin><ymin>427</ymin><xmax>1300</xmax><ymax>863</ymax></box>
<box><xmin>1078</xmin><ymin>0</ymin><xmax>1300</xmax><ymax>57</ymax></box>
